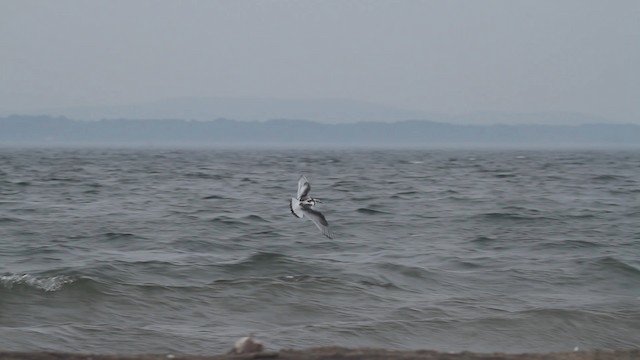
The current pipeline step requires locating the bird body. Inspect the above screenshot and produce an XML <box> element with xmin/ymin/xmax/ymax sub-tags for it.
<box><xmin>289</xmin><ymin>175</ymin><xmax>333</xmax><ymax>238</ymax></box>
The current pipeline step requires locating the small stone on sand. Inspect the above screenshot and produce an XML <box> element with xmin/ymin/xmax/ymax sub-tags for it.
<box><xmin>230</xmin><ymin>335</ymin><xmax>264</xmax><ymax>354</ymax></box>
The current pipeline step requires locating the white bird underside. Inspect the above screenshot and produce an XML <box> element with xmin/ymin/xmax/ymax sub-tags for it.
<box><xmin>290</xmin><ymin>175</ymin><xmax>333</xmax><ymax>239</ymax></box>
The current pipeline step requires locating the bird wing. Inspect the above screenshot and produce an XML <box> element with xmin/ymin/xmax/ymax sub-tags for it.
<box><xmin>289</xmin><ymin>198</ymin><xmax>304</xmax><ymax>218</ymax></box>
<box><xmin>297</xmin><ymin>175</ymin><xmax>311</xmax><ymax>200</ymax></box>
<box><xmin>301</xmin><ymin>205</ymin><xmax>333</xmax><ymax>239</ymax></box>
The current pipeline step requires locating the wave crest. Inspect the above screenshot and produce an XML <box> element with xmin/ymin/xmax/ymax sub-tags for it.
<box><xmin>0</xmin><ymin>273</ymin><xmax>75</xmax><ymax>292</ymax></box>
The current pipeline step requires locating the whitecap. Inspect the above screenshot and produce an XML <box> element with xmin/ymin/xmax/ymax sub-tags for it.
<box><xmin>0</xmin><ymin>273</ymin><xmax>74</xmax><ymax>292</ymax></box>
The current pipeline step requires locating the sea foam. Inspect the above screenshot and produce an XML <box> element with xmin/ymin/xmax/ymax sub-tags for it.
<box><xmin>0</xmin><ymin>273</ymin><xmax>74</xmax><ymax>292</ymax></box>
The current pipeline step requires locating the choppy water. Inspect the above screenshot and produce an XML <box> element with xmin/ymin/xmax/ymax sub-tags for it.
<box><xmin>1</xmin><ymin>148</ymin><xmax>639</xmax><ymax>354</ymax></box>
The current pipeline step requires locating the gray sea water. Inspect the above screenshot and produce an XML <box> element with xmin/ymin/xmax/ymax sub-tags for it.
<box><xmin>1</xmin><ymin>148</ymin><xmax>639</xmax><ymax>354</ymax></box>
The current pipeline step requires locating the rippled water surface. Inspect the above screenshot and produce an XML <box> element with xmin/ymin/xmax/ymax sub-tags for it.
<box><xmin>1</xmin><ymin>148</ymin><xmax>639</xmax><ymax>354</ymax></box>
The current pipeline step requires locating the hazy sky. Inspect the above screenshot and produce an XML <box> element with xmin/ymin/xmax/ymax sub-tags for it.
<box><xmin>2</xmin><ymin>0</ymin><xmax>639</xmax><ymax>122</ymax></box>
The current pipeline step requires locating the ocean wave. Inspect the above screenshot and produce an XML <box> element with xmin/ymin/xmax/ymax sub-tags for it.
<box><xmin>492</xmin><ymin>173</ymin><xmax>516</xmax><ymax>178</ymax></box>
<box><xmin>375</xmin><ymin>262</ymin><xmax>436</xmax><ymax>280</ymax></box>
<box><xmin>477</xmin><ymin>212</ymin><xmax>550</xmax><ymax>221</ymax></box>
<box><xmin>356</xmin><ymin>208</ymin><xmax>391</xmax><ymax>215</ymax></box>
<box><xmin>185</xmin><ymin>172</ymin><xmax>230</xmax><ymax>180</ymax></box>
<box><xmin>9</xmin><ymin>180</ymin><xmax>31</xmax><ymax>186</ymax></box>
<box><xmin>610</xmin><ymin>188</ymin><xmax>640</xmax><ymax>195</ymax></box>
<box><xmin>208</xmin><ymin>252</ymin><xmax>342</xmax><ymax>282</ymax></box>
<box><xmin>207</xmin><ymin>274</ymin><xmax>343</xmax><ymax>290</ymax></box>
<box><xmin>204</xmin><ymin>214</ymin><xmax>270</xmax><ymax>225</ymax></box>
<box><xmin>590</xmin><ymin>257</ymin><xmax>640</xmax><ymax>276</ymax></box>
<box><xmin>224</xmin><ymin>251</ymin><xmax>290</xmax><ymax>267</ymax></box>
<box><xmin>531</xmin><ymin>239</ymin><xmax>604</xmax><ymax>250</ymax></box>
<box><xmin>45</xmin><ymin>176</ymin><xmax>85</xmax><ymax>183</ymax></box>
<box><xmin>244</xmin><ymin>214</ymin><xmax>268</xmax><ymax>222</ymax></box>
<box><xmin>240</xmin><ymin>177</ymin><xmax>257</xmax><ymax>184</ymax></box>
<box><xmin>350</xmin><ymin>195</ymin><xmax>378</xmax><ymax>201</ymax></box>
<box><xmin>103</xmin><ymin>232</ymin><xmax>140</xmax><ymax>240</ymax></box>
<box><xmin>0</xmin><ymin>273</ymin><xmax>75</xmax><ymax>292</ymax></box>
<box><xmin>2</xmin><ymin>149</ymin><xmax>639</xmax><ymax>354</ymax></box>
<box><xmin>357</xmin><ymin>279</ymin><xmax>406</xmax><ymax>291</ymax></box>
<box><xmin>591</xmin><ymin>174</ymin><xmax>626</xmax><ymax>182</ymax></box>
<box><xmin>389</xmin><ymin>191</ymin><xmax>421</xmax><ymax>200</ymax></box>
<box><xmin>202</xmin><ymin>194</ymin><xmax>228</xmax><ymax>199</ymax></box>
<box><xmin>564</xmin><ymin>212</ymin><xmax>598</xmax><ymax>219</ymax></box>
<box><xmin>394</xmin><ymin>191</ymin><xmax>419</xmax><ymax>196</ymax></box>
<box><xmin>0</xmin><ymin>216</ymin><xmax>27</xmax><ymax>224</ymax></box>
<box><xmin>332</xmin><ymin>180</ymin><xmax>362</xmax><ymax>191</ymax></box>
<box><xmin>209</xmin><ymin>215</ymin><xmax>244</xmax><ymax>225</ymax></box>
<box><xmin>470</xmin><ymin>235</ymin><xmax>497</xmax><ymax>243</ymax></box>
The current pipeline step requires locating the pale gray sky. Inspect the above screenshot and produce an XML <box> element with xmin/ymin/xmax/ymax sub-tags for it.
<box><xmin>1</xmin><ymin>0</ymin><xmax>639</xmax><ymax>123</ymax></box>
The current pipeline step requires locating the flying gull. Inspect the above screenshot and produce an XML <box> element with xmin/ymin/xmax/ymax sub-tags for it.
<box><xmin>289</xmin><ymin>175</ymin><xmax>333</xmax><ymax>239</ymax></box>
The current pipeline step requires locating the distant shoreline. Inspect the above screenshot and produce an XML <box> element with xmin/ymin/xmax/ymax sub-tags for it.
<box><xmin>2</xmin><ymin>115</ymin><xmax>640</xmax><ymax>148</ymax></box>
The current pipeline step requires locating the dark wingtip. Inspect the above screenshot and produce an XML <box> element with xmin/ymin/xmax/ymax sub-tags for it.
<box><xmin>289</xmin><ymin>199</ymin><xmax>295</xmax><ymax>217</ymax></box>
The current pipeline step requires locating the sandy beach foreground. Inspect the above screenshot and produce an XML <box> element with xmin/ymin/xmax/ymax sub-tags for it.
<box><xmin>1</xmin><ymin>348</ymin><xmax>638</xmax><ymax>360</ymax></box>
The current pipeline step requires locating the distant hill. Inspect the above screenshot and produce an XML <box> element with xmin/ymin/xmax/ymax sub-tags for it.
<box><xmin>1</xmin><ymin>115</ymin><xmax>639</xmax><ymax>147</ymax></box>
<box><xmin>24</xmin><ymin>97</ymin><xmax>432</xmax><ymax>124</ymax></box>
<box><xmin>1</xmin><ymin>97</ymin><xmax>615</xmax><ymax>125</ymax></box>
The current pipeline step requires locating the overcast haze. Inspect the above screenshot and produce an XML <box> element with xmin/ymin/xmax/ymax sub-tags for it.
<box><xmin>1</xmin><ymin>0</ymin><xmax>639</xmax><ymax>123</ymax></box>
